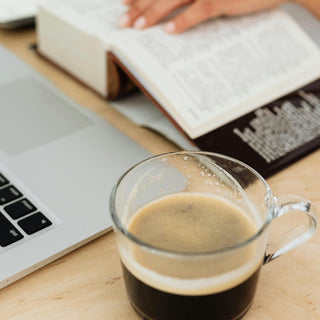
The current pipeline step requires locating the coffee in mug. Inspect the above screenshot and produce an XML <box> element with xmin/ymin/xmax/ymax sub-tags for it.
<box><xmin>123</xmin><ymin>192</ymin><xmax>261</xmax><ymax>320</ymax></box>
<box><xmin>110</xmin><ymin>152</ymin><xmax>317</xmax><ymax>320</ymax></box>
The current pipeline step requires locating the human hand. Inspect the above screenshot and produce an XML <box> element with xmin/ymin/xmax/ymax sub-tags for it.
<box><xmin>118</xmin><ymin>0</ymin><xmax>291</xmax><ymax>34</ymax></box>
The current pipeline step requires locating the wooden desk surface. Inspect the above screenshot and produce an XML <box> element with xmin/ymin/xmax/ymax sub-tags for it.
<box><xmin>0</xmin><ymin>28</ymin><xmax>319</xmax><ymax>320</ymax></box>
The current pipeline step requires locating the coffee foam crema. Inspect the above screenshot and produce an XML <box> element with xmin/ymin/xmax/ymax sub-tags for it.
<box><xmin>120</xmin><ymin>192</ymin><xmax>264</xmax><ymax>296</ymax></box>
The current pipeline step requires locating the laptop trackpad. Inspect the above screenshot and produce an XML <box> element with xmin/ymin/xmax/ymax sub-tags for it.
<box><xmin>0</xmin><ymin>77</ymin><xmax>92</xmax><ymax>156</ymax></box>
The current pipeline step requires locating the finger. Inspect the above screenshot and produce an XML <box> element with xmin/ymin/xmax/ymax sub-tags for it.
<box><xmin>122</xmin><ymin>0</ymin><xmax>136</xmax><ymax>5</ymax></box>
<box><xmin>222</xmin><ymin>0</ymin><xmax>288</xmax><ymax>16</ymax></box>
<box><xmin>164</xmin><ymin>0</ymin><xmax>225</xmax><ymax>34</ymax></box>
<box><xmin>133</xmin><ymin>0</ymin><xmax>192</xmax><ymax>30</ymax></box>
<box><xmin>118</xmin><ymin>0</ymin><xmax>153</xmax><ymax>27</ymax></box>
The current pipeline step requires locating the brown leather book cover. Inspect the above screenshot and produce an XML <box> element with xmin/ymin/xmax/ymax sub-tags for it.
<box><xmin>34</xmin><ymin>45</ymin><xmax>137</xmax><ymax>100</ymax></box>
<box><xmin>106</xmin><ymin>53</ymin><xmax>137</xmax><ymax>100</ymax></box>
<box><xmin>108</xmin><ymin>52</ymin><xmax>190</xmax><ymax>140</ymax></box>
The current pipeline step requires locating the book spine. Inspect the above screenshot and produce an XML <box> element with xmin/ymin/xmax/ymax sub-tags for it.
<box><xmin>107</xmin><ymin>53</ymin><xmax>138</xmax><ymax>100</ymax></box>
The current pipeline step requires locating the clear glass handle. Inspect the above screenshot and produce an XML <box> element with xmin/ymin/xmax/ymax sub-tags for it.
<box><xmin>264</xmin><ymin>195</ymin><xmax>317</xmax><ymax>264</ymax></box>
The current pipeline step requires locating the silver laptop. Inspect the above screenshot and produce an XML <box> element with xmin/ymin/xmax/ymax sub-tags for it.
<box><xmin>0</xmin><ymin>44</ymin><xmax>150</xmax><ymax>288</ymax></box>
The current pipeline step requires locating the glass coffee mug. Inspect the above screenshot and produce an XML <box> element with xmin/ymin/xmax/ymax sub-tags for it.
<box><xmin>110</xmin><ymin>151</ymin><xmax>317</xmax><ymax>320</ymax></box>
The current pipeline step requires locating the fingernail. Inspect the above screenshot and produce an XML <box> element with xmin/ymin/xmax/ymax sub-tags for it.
<box><xmin>118</xmin><ymin>14</ymin><xmax>130</xmax><ymax>27</ymax></box>
<box><xmin>134</xmin><ymin>16</ymin><xmax>146</xmax><ymax>30</ymax></box>
<box><xmin>164</xmin><ymin>21</ymin><xmax>176</xmax><ymax>33</ymax></box>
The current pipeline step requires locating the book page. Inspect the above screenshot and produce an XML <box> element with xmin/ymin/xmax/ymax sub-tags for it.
<box><xmin>38</xmin><ymin>0</ymin><xmax>127</xmax><ymax>96</ymax></box>
<box><xmin>112</xmin><ymin>10</ymin><xmax>320</xmax><ymax>139</ymax></box>
<box><xmin>0</xmin><ymin>0</ymin><xmax>37</xmax><ymax>22</ymax></box>
<box><xmin>39</xmin><ymin>0</ymin><xmax>125</xmax><ymax>37</ymax></box>
<box><xmin>110</xmin><ymin>92</ymin><xmax>197</xmax><ymax>150</ymax></box>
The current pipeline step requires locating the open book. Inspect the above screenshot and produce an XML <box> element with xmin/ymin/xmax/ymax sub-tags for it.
<box><xmin>37</xmin><ymin>0</ymin><xmax>320</xmax><ymax>176</ymax></box>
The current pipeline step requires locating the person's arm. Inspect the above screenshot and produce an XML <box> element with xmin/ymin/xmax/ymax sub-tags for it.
<box><xmin>118</xmin><ymin>0</ymin><xmax>319</xmax><ymax>34</ymax></box>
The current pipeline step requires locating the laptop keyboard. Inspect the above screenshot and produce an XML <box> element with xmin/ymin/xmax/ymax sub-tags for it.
<box><xmin>0</xmin><ymin>172</ymin><xmax>52</xmax><ymax>247</ymax></box>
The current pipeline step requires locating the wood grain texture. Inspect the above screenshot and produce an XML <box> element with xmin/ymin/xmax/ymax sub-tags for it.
<box><xmin>0</xmin><ymin>28</ymin><xmax>319</xmax><ymax>320</ymax></box>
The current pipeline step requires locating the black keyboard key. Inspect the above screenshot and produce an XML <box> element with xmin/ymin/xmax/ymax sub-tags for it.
<box><xmin>0</xmin><ymin>212</ymin><xmax>24</xmax><ymax>247</ymax></box>
<box><xmin>4</xmin><ymin>199</ymin><xmax>37</xmax><ymax>219</ymax></box>
<box><xmin>0</xmin><ymin>186</ymin><xmax>22</xmax><ymax>205</ymax></box>
<box><xmin>0</xmin><ymin>174</ymin><xmax>9</xmax><ymax>187</ymax></box>
<box><xmin>18</xmin><ymin>212</ymin><xmax>52</xmax><ymax>235</ymax></box>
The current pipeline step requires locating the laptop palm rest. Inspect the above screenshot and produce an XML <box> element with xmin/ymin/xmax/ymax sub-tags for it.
<box><xmin>0</xmin><ymin>77</ymin><xmax>91</xmax><ymax>156</ymax></box>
